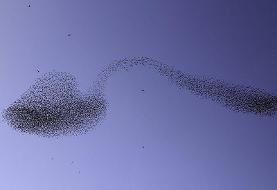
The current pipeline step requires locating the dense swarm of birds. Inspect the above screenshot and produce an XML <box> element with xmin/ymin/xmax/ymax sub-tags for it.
<box><xmin>2</xmin><ymin>71</ymin><xmax>107</xmax><ymax>137</ymax></box>
<box><xmin>2</xmin><ymin>57</ymin><xmax>277</xmax><ymax>137</ymax></box>
<box><xmin>97</xmin><ymin>57</ymin><xmax>277</xmax><ymax>115</ymax></box>
<box><xmin>150</xmin><ymin>59</ymin><xmax>277</xmax><ymax>116</ymax></box>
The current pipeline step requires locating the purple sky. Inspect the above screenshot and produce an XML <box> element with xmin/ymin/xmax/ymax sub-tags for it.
<box><xmin>0</xmin><ymin>0</ymin><xmax>277</xmax><ymax>189</ymax></box>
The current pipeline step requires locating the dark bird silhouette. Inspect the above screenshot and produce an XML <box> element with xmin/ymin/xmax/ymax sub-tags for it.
<box><xmin>28</xmin><ymin>5</ymin><xmax>31</xmax><ymax>7</ymax></box>
<box><xmin>67</xmin><ymin>33</ymin><xmax>71</xmax><ymax>37</ymax></box>
<box><xmin>37</xmin><ymin>69</ymin><xmax>40</xmax><ymax>73</ymax></box>
<box><xmin>141</xmin><ymin>89</ymin><xmax>145</xmax><ymax>92</ymax></box>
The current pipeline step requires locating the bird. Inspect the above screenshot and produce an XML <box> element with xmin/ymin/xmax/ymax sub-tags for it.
<box><xmin>37</xmin><ymin>69</ymin><xmax>40</xmax><ymax>73</ymax></box>
<box><xmin>67</xmin><ymin>33</ymin><xmax>71</xmax><ymax>37</ymax></box>
<box><xmin>141</xmin><ymin>89</ymin><xmax>145</xmax><ymax>92</ymax></box>
<box><xmin>27</xmin><ymin>5</ymin><xmax>31</xmax><ymax>8</ymax></box>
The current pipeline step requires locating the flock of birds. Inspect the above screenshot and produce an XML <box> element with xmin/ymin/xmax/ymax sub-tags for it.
<box><xmin>0</xmin><ymin>3</ymin><xmax>275</xmax><ymax>184</ymax></box>
<box><xmin>2</xmin><ymin>4</ymin><xmax>276</xmax><ymax>138</ymax></box>
<box><xmin>3</xmin><ymin>57</ymin><xmax>277</xmax><ymax>138</ymax></box>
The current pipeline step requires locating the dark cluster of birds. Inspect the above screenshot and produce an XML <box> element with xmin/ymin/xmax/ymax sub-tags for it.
<box><xmin>98</xmin><ymin>57</ymin><xmax>277</xmax><ymax>116</ymax></box>
<box><xmin>151</xmin><ymin>60</ymin><xmax>277</xmax><ymax>116</ymax></box>
<box><xmin>2</xmin><ymin>57</ymin><xmax>277</xmax><ymax>137</ymax></box>
<box><xmin>2</xmin><ymin>71</ymin><xmax>107</xmax><ymax>137</ymax></box>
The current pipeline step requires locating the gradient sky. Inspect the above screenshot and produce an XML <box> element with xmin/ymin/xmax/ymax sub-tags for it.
<box><xmin>0</xmin><ymin>0</ymin><xmax>277</xmax><ymax>190</ymax></box>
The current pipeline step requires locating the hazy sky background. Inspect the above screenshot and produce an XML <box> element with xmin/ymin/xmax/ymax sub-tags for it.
<box><xmin>0</xmin><ymin>0</ymin><xmax>277</xmax><ymax>189</ymax></box>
